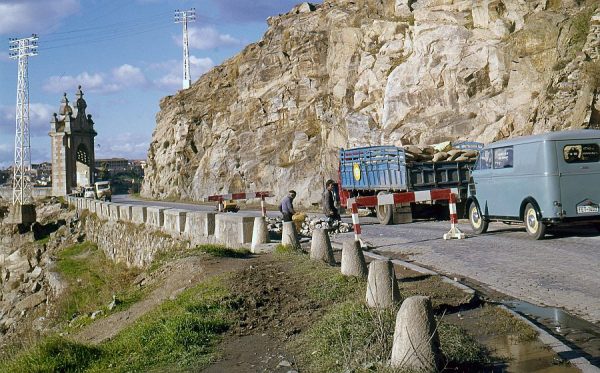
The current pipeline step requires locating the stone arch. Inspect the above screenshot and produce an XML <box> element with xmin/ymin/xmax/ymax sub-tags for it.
<box><xmin>75</xmin><ymin>143</ymin><xmax>92</xmax><ymax>187</ymax></box>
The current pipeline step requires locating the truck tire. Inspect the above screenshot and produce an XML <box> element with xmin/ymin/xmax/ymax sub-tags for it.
<box><xmin>376</xmin><ymin>192</ymin><xmax>393</xmax><ymax>225</ymax></box>
<box><xmin>468</xmin><ymin>201</ymin><xmax>488</xmax><ymax>234</ymax></box>
<box><xmin>524</xmin><ymin>203</ymin><xmax>546</xmax><ymax>240</ymax></box>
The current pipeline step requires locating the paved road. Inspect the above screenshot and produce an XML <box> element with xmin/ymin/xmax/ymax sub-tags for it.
<box><xmin>113</xmin><ymin>195</ymin><xmax>600</xmax><ymax>323</ymax></box>
<box><xmin>331</xmin><ymin>217</ymin><xmax>600</xmax><ymax>324</ymax></box>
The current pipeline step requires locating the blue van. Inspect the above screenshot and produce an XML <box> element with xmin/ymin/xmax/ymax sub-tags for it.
<box><xmin>467</xmin><ymin>130</ymin><xmax>600</xmax><ymax>239</ymax></box>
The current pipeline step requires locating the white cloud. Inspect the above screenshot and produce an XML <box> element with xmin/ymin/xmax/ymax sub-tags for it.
<box><xmin>175</xmin><ymin>26</ymin><xmax>240</xmax><ymax>50</ymax></box>
<box><xmin>95</xmin><ymin>132</ymin><xmax>149</xmax><ymax>160</ymax></box>
<box><xmin>153</xmin><ymin>56</ymin><xmax>214</xmax><ymax>91</ymax></box>
<box><xmin>0</xmin><ymin>103</ymin><xmax>55</xmax><ymax>136</ymax></box>
<box><xmin>43</xmin><ymin>64</ymin><xmax>147</xmax><ymax>94</ymax></box>
<box><xmin>0</xmin><ymin>0</ymin><xmax>80</xmax><ymax>35</ymax></box>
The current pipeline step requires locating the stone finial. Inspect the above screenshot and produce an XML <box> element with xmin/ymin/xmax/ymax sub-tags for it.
<box><xmin>390</xmin><ymin>296</ymin><xmax>441</xmax><ymax>372</ymax></box>
<box><xmin>310</xmin><ymin>228</ymin><xmax>335</xmax><ymax>265</ymax></box>
<box><xmin>366</xmin><ymin>260</ymin><xmax>401</xmax><ymax>308</ymax></box>
<box><xmin>340</xmin><ymin>240</ymin><xmax>367</xmax><ymax>278</ymax></box>
<box><xmin>251</xmin><ymin>216</ymin><xmax>270</xmax><ymax>252</ymax></box>
<box><xmin>281</xmin><ymin>221</ymin><xmax>300</xmax><ymax>250</ymax></box>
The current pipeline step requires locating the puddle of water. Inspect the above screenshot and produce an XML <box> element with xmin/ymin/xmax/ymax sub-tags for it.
<box><xmin>503</xmin><ymin>300</ymin><xmax>600</xmax><ymax>366</ymax></box>
<box><xmin>446</xmin><ymin>308</ymin><xmax>580</xmax><ymax>373</ymax></box>
<box><xmin>483</xmin><ymin>335</ymin><xmax>579</xmax><ymax>373</ymax></box>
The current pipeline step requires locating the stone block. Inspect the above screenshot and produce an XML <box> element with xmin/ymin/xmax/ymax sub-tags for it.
<box><xmin>146</xmin><ymin>207</ymin><xmax>166</xmax><ymax>228</ymax></box>
<box><xmin>184</xmin><ymin>211</ymin><xmax>216</xmax><ymax>245</ymax></box>
<box><xmin>7</xmin><ymin>203</ymin><xmax>37</xmax><ymax>225</ymax></box>
<box><xmin>119</xmin><ymin>204</ymin><xmax>133</xmax><ymax>222</ymax></box>
<box><xmin>88</xmin><ymin>199</ymin><xmax>97</xmax><ymax>214</ymax></box>
<box><xmin>98</xmin><ymin>202</ymin><xmax>110</xmax><ymax>220</ymax></box>
<box><xmin>131</xmin><ymin>206</ymin><xmax>148</xmax><ymax>224</ymax></box>
<box><xmin>94</xmin><ymin>201</ymin><xmax>103</xmax><ymax>216</ymax></box>
<box><xmin>163</xmin><ymin>209</ymin><xmax>188</xmax><ymax>235</ymax></box>
<box><xmin>108</xmin><ymin>203</ymin><xmax>121</xmax><ymax>221</ymax></box>
<box><xmin>215</xmin><ymin>214</ymin><xmax>254</xmax><ymax>247</ymax></box>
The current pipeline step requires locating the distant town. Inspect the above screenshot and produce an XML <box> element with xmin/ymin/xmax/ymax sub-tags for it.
<box><xmin>0</xmin><ymin>158</ymin><xmax>146</xmax><ymax>188</ymax></box>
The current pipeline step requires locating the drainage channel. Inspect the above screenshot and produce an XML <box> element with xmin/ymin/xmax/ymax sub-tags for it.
<box><xmin>500</xmin><ymin>300</ymin><xmax>600</xmax><ymax>368</ymax></box>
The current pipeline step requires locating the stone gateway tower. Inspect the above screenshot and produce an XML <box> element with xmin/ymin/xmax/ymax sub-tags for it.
<box><xmin>50</xmin><ymin>86</ymin><xmax>97</xmax><ymax>196</ymax></box>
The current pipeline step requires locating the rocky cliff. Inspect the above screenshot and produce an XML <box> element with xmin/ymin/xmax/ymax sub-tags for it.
<box><xmin>142</xmin><ymin>0</ymin><xmax>600</xmax><ymax>205</ymax></box>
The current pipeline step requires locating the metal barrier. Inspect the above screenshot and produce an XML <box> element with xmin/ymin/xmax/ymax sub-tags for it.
<box><xmin>347</xmin><ymin>188</ymin><xmax>465</xmax><ymax>240</ymax></box>
<box><xmin>206</xmin><ymin>191</ymin><xmax>272</xmax><ymax>217</ymax></box>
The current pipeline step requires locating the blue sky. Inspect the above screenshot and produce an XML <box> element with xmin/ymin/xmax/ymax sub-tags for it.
<box><xmin>0</xmin><ymin>0</ymin><xmax>315</xmax><ymax>169</ymax></box>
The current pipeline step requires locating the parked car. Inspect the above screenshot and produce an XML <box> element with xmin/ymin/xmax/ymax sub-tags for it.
<box><xmin>83</xmin><ymin>186</ymin><xmax>96</xmax><ymax>199</ymax></box>
<box><xmin>467</xmin><ymin>129</ymin><xmax>600</xmax><ymax>239</ymax></box>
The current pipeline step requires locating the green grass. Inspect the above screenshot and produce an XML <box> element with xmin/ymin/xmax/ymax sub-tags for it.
<box><xmin>55</xmin><ymin>242</ymin><xmax>142</xmax><ymax>323</ymax></box>
<box><xmin>478</xmin><ymin>306</ymin><xmax>538</xmax><ymax>342</ymax></box>
<box><xmin>35</xmin><ymin>236</ymin><xmax>50</xmax><ymax>246</ymax></box>
<box><xmin>195</xmin><ymin>244</ymin><xmax>250</xmax><ymax>258</ymax></box>
<box><xmin>0</xmin><ymin>278</ymin><xmax>231</xmax><ymax>373</ymax></box>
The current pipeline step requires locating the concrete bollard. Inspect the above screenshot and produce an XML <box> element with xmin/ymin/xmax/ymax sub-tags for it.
<box><xmin>366</xmin><ymin>260</ymin><xmax>400</xmax><ymax>308</ymax></box>
<box><xmin>310</xmin><ymin>228</ymin><xmax>335</xmax><ymax>265</ymax></box>
<box><xmin>341</xmin><ymin>240</ymin><xmax>367</xmax><ymax>278</ymax></box>
<box><xmin>281</xmin><ymin>221</ymin><xmax>300</xmax><ymax>250</ymax></box>
<box><xmin>251</xmin><ymin>216</ymin><xmax>270</xmax><ymax>253</ymax></box>
<box><xmin>390</xmin><ymin>296</ymin><xmax>441</xmax><ymax>372</ymax></box>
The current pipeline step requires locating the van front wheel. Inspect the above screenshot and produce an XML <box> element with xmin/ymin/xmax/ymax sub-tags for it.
<box><xmin>524</xmin><ymin>203</ymin><xmax>546</xmax><ymax>240</ymax></box>
<box><xmin>468</xmin><ymin>202</ymin><xmax>488</xmax><ymax>234</ymax></box>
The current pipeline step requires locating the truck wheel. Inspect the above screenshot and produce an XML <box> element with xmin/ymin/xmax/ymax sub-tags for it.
<box><xmin>468</xmin><ymin>202</ymin><xmax>488</xmax><ymax>234</ymax></box>
<box><xmin>524</xmin><ymin>203</ymin><xmax>546</xmax><ymax>240</ymax></box>
<box><xmin>376</xmin><ymin>192</ymin><xmax>393</xmax><ymax>225</ymax></box>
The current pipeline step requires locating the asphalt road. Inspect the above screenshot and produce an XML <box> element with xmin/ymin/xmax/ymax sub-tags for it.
<box><xmin>113</xmin><ymin>194</ymin><xmax>600</xmax><ymax>324</ymax></box>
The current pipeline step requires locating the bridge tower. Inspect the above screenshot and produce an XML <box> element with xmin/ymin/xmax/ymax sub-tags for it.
<box><xmin>49</xmin><ymin>86</ymin><xmax>97</xmax><ymax>196</ymax></box>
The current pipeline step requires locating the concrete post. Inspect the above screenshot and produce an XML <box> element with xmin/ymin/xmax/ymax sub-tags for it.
<box><xmin>251</xmin><ymin>216</ymin><xmax>269</xmax><ymax>252</ymax></box>
<box><xmin>281</xmin><ymin>221</ymin><xmax>300</xmax><ymax>250</ymax></box>
<box><xmin>310</xmin><ymin>228</ymin><xmax>335</xmax><ymax>265</ymax></box>
<box><xmin>340</xmin><ymin>240</ymin><xmax>367</xmax><ymax>278</ymax></box>
<box><xmin>390</xmin><ymin>296</ymin><xmax>441</xmax><ymax>372</ymax></box>
<box><xmin>366</xmin><ymin>260</ymin><xmax>401</xmax><ymax>308</ymax></box>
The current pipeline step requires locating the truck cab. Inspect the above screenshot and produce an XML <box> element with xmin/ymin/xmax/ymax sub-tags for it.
<box><xmin>467</xmin><ymin>130</ymin><xmax>600</xmax><ymax>239</ymax></box>
<box><xmin>94</xmin><ymin>181</ymin><xmax>112</xmax><ymax>202</ymax></box>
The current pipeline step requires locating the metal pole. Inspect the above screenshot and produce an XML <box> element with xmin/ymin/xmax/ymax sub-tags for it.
<box><xmin>9</xmin><ymin>34</ymin><xmax>38</xmax><ymax>205</ymax></box>
<box><xmin>174</xmin><ymin>9</ymin><xmax>196</xmax><ymax>89</ymax></box>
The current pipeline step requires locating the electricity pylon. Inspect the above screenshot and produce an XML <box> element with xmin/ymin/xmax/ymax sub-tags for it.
<box><xmin>174</xmin><ymin>8</ymin><xmax>196</xmax><ymax>89</ymax></box>
<box><xmin>9</xmin><ymin>34</ymin><xmax>38</xmax><ymax>205</ymax></box>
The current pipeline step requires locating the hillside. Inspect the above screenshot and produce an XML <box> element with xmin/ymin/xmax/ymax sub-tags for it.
<box><xmin>141</xmin><ymin>0</ymin><xmax>600</xmax><ymax>205</ymax></box>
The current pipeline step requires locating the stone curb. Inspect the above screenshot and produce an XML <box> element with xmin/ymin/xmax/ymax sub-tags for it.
<box><xmin>331</xmin><ymin>241</ymin><xmax>598</xmax><ymax>373</ymax></box>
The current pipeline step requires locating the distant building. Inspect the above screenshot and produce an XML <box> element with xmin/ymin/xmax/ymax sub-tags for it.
<box><xmin>95</xmin><ymin>158</ymin><xmax>129</xmax><ymax>173</ymax></box>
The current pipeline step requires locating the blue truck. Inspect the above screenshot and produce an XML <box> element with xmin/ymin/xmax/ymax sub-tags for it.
<box><xmin>339</xmin><ymin>145</ymin><xmax>477</xmax><ymax>224</ymax></box>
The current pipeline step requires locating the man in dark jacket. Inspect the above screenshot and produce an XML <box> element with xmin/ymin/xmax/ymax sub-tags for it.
<box><xmin>322</xmin><ymin>179</ymin><xmax>341</xmax><ymax>226</ymax></box>
<box><xmin>279</xmin><ymin>190</ymin><xmax>296</xmax><ymax>222</ymax></box>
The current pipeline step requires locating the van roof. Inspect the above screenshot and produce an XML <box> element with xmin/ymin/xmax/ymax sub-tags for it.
<box><xmin>487</xmin><ymin>129</ymin><xmax>600</xmax><ymax>148</ymax></box>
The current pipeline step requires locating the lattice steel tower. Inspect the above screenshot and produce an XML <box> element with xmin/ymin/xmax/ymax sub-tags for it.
<box><xmin>9</xmin><ymin>34</ymin><xmax>38</xmax><ymax>205</ymax></box>
<box><xmin>174</xmin><ymin>8</ymin><xmax>196</xmax><ymax>89</ymax></box>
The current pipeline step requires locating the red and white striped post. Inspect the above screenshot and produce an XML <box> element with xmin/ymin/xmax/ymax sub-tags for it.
<box><xmin>443</xmin><ymin>193</ymin><xmax>465</xmax><ymax>240</ymax></box>
<box><xmin>260</xmin><ymin>195</ymin><xmax>266</xmax><ymax>218</ymax></box>
<box><xmin>347</xmin><ymin>198</ymin><xmax>363</xmax><ymax>244</ymax></box>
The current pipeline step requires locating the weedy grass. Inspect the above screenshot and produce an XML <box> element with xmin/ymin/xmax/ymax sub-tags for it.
<box><xmin>477</xmin><ymin>305</ymin><xmax>538</xmax><ymax>342</ymax></box>
<box><xmin>195</xmin><ymin>244</ymin><xmax>250</xmax><ymax>258</ymax></box>
<box><xmin>55</xmin><ymin>242</ymin><xmax>142</xmax><ymax>323</ymax></box>
<box><xmin>0</xmin><ymin>278</ymin><xmax>230</xmax><ymax>373</ymax></box>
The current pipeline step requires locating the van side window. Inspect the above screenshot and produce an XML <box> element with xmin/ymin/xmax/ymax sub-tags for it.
<box><xmin>475</xmin><ymin>149</ymin><xmax>493</xmax><ymax>170</ymax></box>
<box><xmin>563</xmin><ymin>144</ymin><xmax>600</xmax><ymax>163</ymax></box>
<box><xmin>493</xmin><ymin>146</ymin><xmax>513</xmax><ymax>169</ymax></box>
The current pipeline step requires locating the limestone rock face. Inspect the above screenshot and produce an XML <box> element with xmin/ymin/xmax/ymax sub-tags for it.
<box><xmin>142</xmin><ymin>0</ymin><xmax>600</xmax><ymax>205</ymax></box>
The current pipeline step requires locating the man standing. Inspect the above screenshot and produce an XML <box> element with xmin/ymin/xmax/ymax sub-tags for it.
<box><xmin>322</xmin><ymin>179</ymin><xmax>341</xmax><ymax>226</ymax></box>
<box><xmin>279</xmin><ymin>190</ymin><xmax>296</xmax><ymax>222</ymax></box>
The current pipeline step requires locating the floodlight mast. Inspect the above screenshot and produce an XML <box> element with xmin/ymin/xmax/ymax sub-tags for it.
<box><xmin>8</xmin><ymin>34</ymin><xmax>38</xmax><ymax>205</ymax></box>
<box><xmin>174</xmin><ymin>8</ymin><xmax>196</xmax><ymax>89</ymax></box>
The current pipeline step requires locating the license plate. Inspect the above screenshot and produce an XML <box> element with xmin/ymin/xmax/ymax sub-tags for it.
<box><xmin>577</xmin><ymin>205</ymin><xmax>599</xmax><ymax>214</ymax></box>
